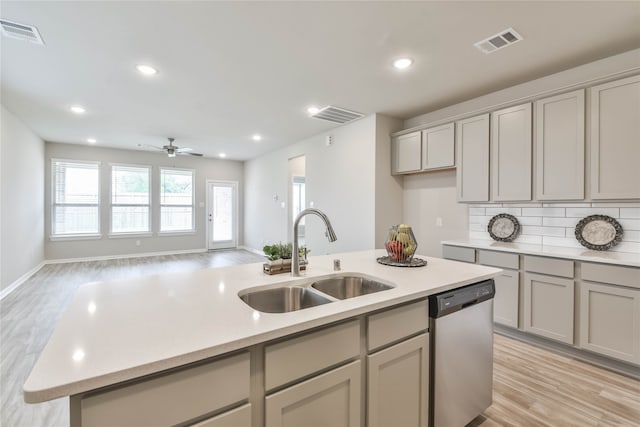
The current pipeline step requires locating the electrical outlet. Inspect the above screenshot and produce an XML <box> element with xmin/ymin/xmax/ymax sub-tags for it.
<box><xmin>135</xmin><ymin>240</ymin><xmax>141</xmax><ymax>246</ymax></box>
<box><xmin>436</xmin><ymin>217</ymin><xmax>443</xmax><ymax>227</ymax></box>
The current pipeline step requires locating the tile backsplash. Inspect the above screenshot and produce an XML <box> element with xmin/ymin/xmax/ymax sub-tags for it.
<box><xmin>468</xmin><ymin>203</ymin><xmax>640</xmax><ymax>253</ymax></box>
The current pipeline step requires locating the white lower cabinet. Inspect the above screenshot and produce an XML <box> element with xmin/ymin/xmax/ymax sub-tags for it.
<box><xmin>75</xmin><ymin>352</ymin><xmax>250</xmax><ymax>427</ymax></box>
<box><xmin>265</xmin><ymin>361</ymin><xmax>361</xmax><ymax>427</ymax></box>
<box><xmin>367</xmin><ymin>334</ymin><xmax>429</xmax><ymax>427</ymax></box>
<box><xmin>493</xmin><ymin>270</ymin><xmax>519</xmax><ymax>328</ymax></box>
<box><xmin>191</xmin><ymin>404</ymin><xmax>252</xmax><ymax>427</ymax></box>
<box><xmin>524</xmin><ymin>273</ymin><xmax>574</xmax><ymax>344</ymax></box>
<box><xmin>579</xmin><ymin>281</ymin><xmax>640</xmax><ymax>365</ymax></box>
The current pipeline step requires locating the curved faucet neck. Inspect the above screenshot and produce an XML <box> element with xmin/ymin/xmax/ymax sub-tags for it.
<box><xmin>292</xmin><ymin>208</ymin><xmax>337</xmax><ymax>277</ymax></box>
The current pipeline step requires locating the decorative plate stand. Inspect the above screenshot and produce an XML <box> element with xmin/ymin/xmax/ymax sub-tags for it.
<box><xmin>574</xmin><ymin>215</ymin><xmax>623</xmax><ymax>251</ymax></box>
<box><xmin>487</xmin><ymin>214</ymin><xmax>520</xmax><ymax>242</ymax></box>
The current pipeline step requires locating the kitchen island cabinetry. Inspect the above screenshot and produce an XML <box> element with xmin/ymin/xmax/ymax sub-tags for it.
<box><xmin>266</xmin><ymin>361</ymin><xmax>361</xmax><ymax>427</ymax></box>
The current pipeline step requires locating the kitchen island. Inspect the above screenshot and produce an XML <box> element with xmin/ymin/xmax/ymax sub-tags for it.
<box><xmin>24</xmin><ymin>250</ymin><xmax>501</xmax><ymax>427</ymax></box>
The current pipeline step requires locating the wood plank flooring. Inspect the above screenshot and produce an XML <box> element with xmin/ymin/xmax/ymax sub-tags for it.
<box><xmin>1</xmin><ymin>250</ymin><xmax>639</xmax><ymax>427</ymax></box>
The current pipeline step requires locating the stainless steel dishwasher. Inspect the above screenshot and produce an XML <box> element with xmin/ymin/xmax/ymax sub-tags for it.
<box><xmin>428</xmin><ymin>279</ymin><xmax>495</xmax><ymax>427</ymax></box>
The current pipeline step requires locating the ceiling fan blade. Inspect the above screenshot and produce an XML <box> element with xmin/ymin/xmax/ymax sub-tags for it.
<box><xmin>176</xmin><ymin>147</ymin><xmax>193</xmax><ymax>152</ymax></box>
<box><xmin>177</xmin><ymin>151</ymin><xmax>203</xmax><ymax>157</ymax></box>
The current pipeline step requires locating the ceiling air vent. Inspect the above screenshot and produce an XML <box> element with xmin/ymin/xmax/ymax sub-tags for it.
<box><xmin>310</xmin><ymin>106</ymin><xmax>364</xmax><ymax>124</ymax></box>
<box><xmin>0</xmin><ymin>19</ymin><xmax>45</xmax><ymax>45</ymax></box>
<box><xmin>474</xmin><ymin>28</ymin><xmax>522</xmax><ymax>54</ymax></box>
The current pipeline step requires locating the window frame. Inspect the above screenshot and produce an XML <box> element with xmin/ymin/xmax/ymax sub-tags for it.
<box><xmin>109</xmin><ymin>163</ymin><xmax>152</xmax><ymax>236</ymax></box>
<box><xmin>159</xmin><ymin>167</ymin><xmax>196</xmax><ymax>234</ymax></box>
<box><xmin>50</xmin><ymin>159</ymin><xmax>101</xmax><ymax>240</ymax></box>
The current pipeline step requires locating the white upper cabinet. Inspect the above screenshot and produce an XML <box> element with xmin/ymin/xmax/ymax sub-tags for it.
<box><xmin>491</xmin><ymin>103</ymin><xmax>532</xmax><ymax>201</ymax></box>
<box><xmin>421</xmin><ymin>123</ymin><xmax>455</xmax><ymax>170</ymax></box>
<box><xmin>391</xmin><ymin>131</ymin><xmax>422</xmax><ymax>174</ymax></box>
<box><xmin>535</xmin><ymin>90</ymin><xmax>585</xmax><ymax>200</ymax></box>
<box><xmin>456</xmin><ymin>114</ymin><xmax>490</xmax><ymax>202</ymax></box>
<box><xmin>590</xmin><ymin>75</ymin><xmax>640</xmax><ymax>200</ymax></box>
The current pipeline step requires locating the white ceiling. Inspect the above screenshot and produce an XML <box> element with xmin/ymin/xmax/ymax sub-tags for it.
<box><xmin>2</xmin><ymin>1</ymin><xmax>639</xmax><ymax>160</ymax></box>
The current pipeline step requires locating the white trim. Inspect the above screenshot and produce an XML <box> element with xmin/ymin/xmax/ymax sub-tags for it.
<box><xmin>157</xmin><ymin>231</ymin><xmax>197</xmax><ymax>237</ymax></box>
<box><xmin>108</xmin><ymin>232</ymin><xmax>153</xmax><ymax>239</ymax></box>
<box><xmin>0</xmin><ymin>261</ymin><xmax>46</xmax><ymax>301</ymax></box>
<box><xmin>206</xmin><ymin>180</ymin><xmax>239</xmax><ymax>250</ymax></box>
<box><xmin>49</xmin><ymin>234</ymin><xmax>102</xmax><ymax>241</ymax></box>
<box><xmin>238</xmin><ymin>245</ymin><xmax>265</xmax><ymax>257</ymax></box>
<box><xmin>45</xmin><ymin>248</ymin><xmax>207</xmax><ymax>264</ymax></box>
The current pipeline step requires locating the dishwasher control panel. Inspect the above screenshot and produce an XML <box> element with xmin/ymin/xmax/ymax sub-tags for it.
<box><xmin>429</xmin><ymin>279</ymin><xmax>495</xmax><ymax>318</ymax></box>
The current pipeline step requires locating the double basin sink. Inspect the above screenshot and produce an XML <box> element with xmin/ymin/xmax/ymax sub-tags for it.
<box><xmin>239</xmin><ymin>274</ymin><xmax>394</xmax><ymax>313</ymax></box>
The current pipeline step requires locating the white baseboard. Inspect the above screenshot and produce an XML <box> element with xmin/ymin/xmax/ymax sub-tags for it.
<box><xmin>238</xmin><ymin>245</ymin><xmax>265</xmax><ymax>256</ymax></box>
<box><xmin>45</xmin><ymin>248</ymin><xmax>208</xmax><ymax>264</ymax></box>
<box><xmin>0</xmin><ymin>261</ymin><xmax>46</xmax><ymax>301</ymax></box>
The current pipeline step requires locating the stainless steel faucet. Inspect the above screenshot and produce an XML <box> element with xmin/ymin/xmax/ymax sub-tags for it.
<box><xmin>292</xmin><ymin>208</ymin><xmax>337</xmax><ymax>276</ymax></box>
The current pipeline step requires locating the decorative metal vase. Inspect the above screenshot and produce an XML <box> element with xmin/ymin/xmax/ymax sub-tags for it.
<box><xmin>384</xmin><ymin>225</ymin><xmax>418</xmax><ymax>263</ymax></box>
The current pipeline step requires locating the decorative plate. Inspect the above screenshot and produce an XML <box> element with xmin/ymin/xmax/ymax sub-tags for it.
<box><xmin>487</xmin><ymin>214</ymin><xmax>520</xmax><ymax>242</ymax></box>
<box><xmin>574</xmin><ymin>215</ymin><xmax>623</xmax><ymax>251</ymax></box>
<box><xmin>376</xmin><ymin>256</ymin><xmax>427</xmax><ymax>267</ymax></box>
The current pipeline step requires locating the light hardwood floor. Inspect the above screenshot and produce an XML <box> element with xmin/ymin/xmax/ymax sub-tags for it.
<box><xmin>1</xmin><ymin>250</ymin><xmax>639</xmax><ymax>427</ymax></box>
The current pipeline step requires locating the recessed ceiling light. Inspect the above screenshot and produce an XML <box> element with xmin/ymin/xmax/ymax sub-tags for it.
<box><xmin>87</xmin><ymin>138</ymin><xmax>97</xmax><ymax>144</ymax></box>
<box><xmin>136</xmin><ymin>64</ymin><xmax>157</xmax><ymax>76</ymax></box>
<box><xmin>219</xmin><ymin>153</ymin><xmax>227</xmax><ymax>158</ymax></box>
<box><xmin>307</xmin><ymin>106</ymin><xmax>320</xmax><ymax>115</ymax></box>
<box><xmin>393</xmin><ymin>58</ymin><xmax>413</xmax><ymax>70</ymax></box>
<box><xmin>252</xmin><ymin>134</ymin><xmax>262</xmax><ymax>141</ymax></box>
<box><xmin>70</xmin><ymin>105</ymin><xmax>86</xmax><ymax>114</ymax></box>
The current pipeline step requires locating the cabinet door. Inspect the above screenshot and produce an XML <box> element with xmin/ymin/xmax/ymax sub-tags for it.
<box><xmin>265</xmin><ymin>361</ymin><xmax>361</xmax><ymax>427</ymax></box>
<box><xmin>368</xmin><ymin>334</ymin><xmax>428</xmax><ymax>427</ymax></box>
<box><xmin>421</xmin><ymin>123</ymin><xmax>454</xmax><ymax>170</ymax></box>
<box><xmin>524</xmin><ymin>273</ymin><xmax>574</xmax><ymax>344</ymax></box>
<box><xmin>456</xmin><ymin>114</ymin><xmax>490</xmax><ymax>202</ymax></box>
<box><xmin>191</xmin><ymin>404</ymin><xmax>251</xmax><ymax>427</ymax></box>
<box><xmin>493</xmin><ymin>270</ymin><xmax>519</xmax><ymax>328</ymax></box>
<box><xmin>491</xmin><ymin>103</ymin><xmax>532</xmax><ymax>201</ymax></box>
<box><xmin>590</xmin><ymin>75</ymin><xmax>640</xmax><ymax>199</ymax></box>
<box><xmin>535</xmin><ymin>89</ymin><xmax>585</xmax><ymax>200</ymax></box>
<box><xmin>392</xmin><ymin>131</ymin><xmax>422</xmax><ymax>174</ymax></box>
<box><xmin>579</xmin><ymin>281</ymin><xmax>640</xmax><ymax>364</ymax></box>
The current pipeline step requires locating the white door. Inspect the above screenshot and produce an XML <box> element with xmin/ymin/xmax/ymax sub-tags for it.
<box><xmin>206</xmin><ymin>181</ymin><xmax>237</xmax><ymax>250</ymax></box>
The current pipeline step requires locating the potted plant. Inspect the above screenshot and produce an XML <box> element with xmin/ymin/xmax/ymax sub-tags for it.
<box><xmin>262</xmin><ymin>243</ymin><xmax>310</xmax><ymax>272</ymax></box>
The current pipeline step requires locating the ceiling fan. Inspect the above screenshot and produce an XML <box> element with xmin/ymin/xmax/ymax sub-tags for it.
<box><xmin>139</xmin><ymin>138</ymin><xmax>203</xmax><ymax>157</ymax></box>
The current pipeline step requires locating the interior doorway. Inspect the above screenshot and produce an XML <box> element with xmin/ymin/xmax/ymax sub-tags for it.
<box><xmin>288</xmin><ymin>155</ymin><xmax>306</xmax><ymax>244</ymax></box>
<box><xmin>206</xmin><ymin>180</ymin><xmax>238</xmax><ymax>250</ymax></box>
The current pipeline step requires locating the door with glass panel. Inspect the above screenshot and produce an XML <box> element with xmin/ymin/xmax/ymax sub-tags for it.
<box><xmin>206</xmin><ymin>181</ymin><xmax>238</xmax><ymax>249</ymax></box>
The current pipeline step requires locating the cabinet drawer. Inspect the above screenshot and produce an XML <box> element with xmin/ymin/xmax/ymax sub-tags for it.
<box><xmin>81</xmin><ymin>352</ymin><xmax>250</xmax><ymax>427</ymax></box>
<box><xmin>442</xmin><ymin>245</ymin><xmax>475</xmax><ymax>263</ymax></box>
<box><xmin>265</xmin><ymin>320</ymin><xmax>360</xmax><ymax>391</ymax></box>
<box><xmin>368</xmin><ymin>299</ymin><xmax>428</xmax><ymax>352</ymax></box>
<box><xmin>581</xmin><ymin>263</ymin><xmax>640</xmax><ymax>289</ymax></box>
<box><xmin>525</xmin><ymin>256</ymin><xmax>573</xmax><ymax>278</ymax></box>
<box><xmin>478</xmin><ymin>250</ymin><xmax>519</xmax><ymax>269</ymax></box>
<box><xmin>191</xmin><ymin>404</ymin><xmax>252</xmax><ymax>427</ymax></box>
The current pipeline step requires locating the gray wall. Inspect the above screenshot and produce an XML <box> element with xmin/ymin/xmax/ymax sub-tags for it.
<box><xmin>1</xmin><ymin>106</ymin><xmax>45</xmax><ymax>291</ymax></box>
<box><xmin>401</xmin><ymin>49</ymin><xmax>640</xmax><ymax>257</ymax></box>
<box><xmin>244</xmin><ymin>113</ymin><xmax>404</xmax><ymax>256</ymax></box>
<box><xmin>45</xmin><ymin>142</ymin><xmax>244</xmax><ymax>260</ymax></box>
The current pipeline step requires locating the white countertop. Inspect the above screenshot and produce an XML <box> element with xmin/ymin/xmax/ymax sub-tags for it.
<box><xmin>23</xmin><ymin>250</ymin><xmax>501</xmax><ymax>403</ymax></box>
<box><xmin>442</xmin><ymin>239</ymin><xmax>640</xmax><ymax>267</ymax></box>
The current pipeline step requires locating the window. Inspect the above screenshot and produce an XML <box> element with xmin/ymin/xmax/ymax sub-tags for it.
<box><xmin>160</xmin><ymin>168</ymin><xmax>194</xmax><ymax>232</ymax></box>
<box><xmin>111</xmin><ymin>165</ymin><xmax>150</xmax><ymax>234</ymax></box>
<box><xmin>52</xmin><ymin>160</ymin><xmax>100</xmax><ymax>236</ymax></box>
